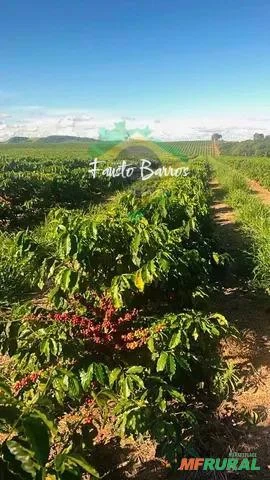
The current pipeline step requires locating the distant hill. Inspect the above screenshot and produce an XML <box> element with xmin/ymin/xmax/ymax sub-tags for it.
<box><xmin>7</xmin><ymin>136</ymin><xmax>32</xmax><ymax>144</ymax></box>
<box><xmin>36</xmin><ymin>135</ymin><xmax>95</xmax><ymax>144</ymax></box>
<box><xmin>5</xmin><ymin>135</ymin><xmax>95</xmax><ymax>144</ymax></box>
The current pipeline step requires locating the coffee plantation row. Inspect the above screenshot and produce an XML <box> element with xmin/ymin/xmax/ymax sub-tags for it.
<box><xmin>0</xmin><ymin>150</ymin><xmax>234</xmax><ymax>479</ymax></box>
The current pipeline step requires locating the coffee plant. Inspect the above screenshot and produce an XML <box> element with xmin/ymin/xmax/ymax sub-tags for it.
<box><xmin>0</xmin><ymin>159</ymin><xmax>235</xmax><ymax>477</ymax></box>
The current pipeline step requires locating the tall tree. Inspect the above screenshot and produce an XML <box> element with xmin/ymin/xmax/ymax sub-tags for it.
<box><xmin>212</xmin><ymin>133</ymin><xmax>222</xmax><ymax>142</ymax></box>
<box><xmin>254</xmin><ymin>133</ymin><xmax>265</xmax><ymax>141</ymax></box>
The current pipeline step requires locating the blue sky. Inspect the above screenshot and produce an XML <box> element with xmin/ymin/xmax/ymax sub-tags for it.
<box><xmin>1</xmin><ymin>0</ymin><xmax>270</xmax><ymax>140</ymax></box>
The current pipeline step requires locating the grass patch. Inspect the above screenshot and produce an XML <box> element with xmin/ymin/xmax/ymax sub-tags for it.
<box><xmin>210</xmin><ymin>158</ymin><xmax>270</xmax><ymax>291</ymax></box>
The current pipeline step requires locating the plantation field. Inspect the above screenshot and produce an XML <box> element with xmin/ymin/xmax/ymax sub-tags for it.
<box><xmin>0</xmin><ymin>153</ymin><xmax>126</xmax><ymax>231</ymax></box>
<box><xmin>1</xmin><ymin>143</ymin><xmax>270</xmax><ymax>478</ymax></box>
<box><xmin>0</xmin><ymin>141</ymin><xmax>217</xmax><ymax>231</ymax></box>
<box><xmin>0</xmin><ymin>139</ymin><xmax>216</xmax><ymax>162</ymax></box>
<box><xmin>157</xmin><ymin>140</ymin><xmax>216</xmax><ymax>159</ymax></box>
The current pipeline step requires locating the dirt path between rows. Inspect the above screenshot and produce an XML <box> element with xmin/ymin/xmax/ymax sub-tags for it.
<box><xmin>248</xmin><ymin>179</ymin><xmax>270</xmax><ymax>206</ymax></box>
<box><xmin>209</xmin><ymin>181</ymin><xmax>270</xmax><ymax>479</ymax></box>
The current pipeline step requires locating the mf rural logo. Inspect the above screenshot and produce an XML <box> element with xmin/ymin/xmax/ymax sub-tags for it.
<box><xmin>178</xmin><ymin>453</ymin><xmax>260</xmax><ymax>472</ymax></box>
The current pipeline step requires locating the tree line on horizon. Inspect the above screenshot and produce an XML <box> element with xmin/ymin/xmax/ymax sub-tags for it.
<box><xmin>212</xmin><ymin>132</ymin><xmax>270</xmax><ymax>156</ymax></box>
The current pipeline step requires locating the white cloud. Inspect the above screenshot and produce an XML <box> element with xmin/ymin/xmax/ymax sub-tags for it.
<box><xmin>0</xmin><ymin>107</ymin><xmax>269</xmax><ymax>142</ymax></box>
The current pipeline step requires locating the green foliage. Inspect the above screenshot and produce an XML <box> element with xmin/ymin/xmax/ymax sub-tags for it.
<box><xmin>0</xmin><ymin>157</ymin><xmax>234</xmax><ymax>472</ymax></box>
<box><xmin>0</xmin><ymin>298</ymin><xmax>233</xmax><ymax>469</ymax></box>
<box><xmin>4</xmin><ymin>161</ymin><xmax>215</xmax><ymax>311</ymax></box>
<box><xmin>220</xmin><ymin>137</ymin><xmax>270</xmax><ymax>157</ymax></box>
<box><xmin>211</xmin><ymin>157</ymin><xmax>270</xmax><ymax>290</ymax></box>
<box><xmin>213</xmin><ymin>360</ymin><xmax>241</xmax><ymax>398</ymax></box>
<box><xmin>0</xmin><ymin>384</ymin><xmax>99</xmax><ymax>479</ymax></box>
<box><xmin>221</xmin><ymin>155</ymin><xmax>270</xmax><ymax>190</ymax></box>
